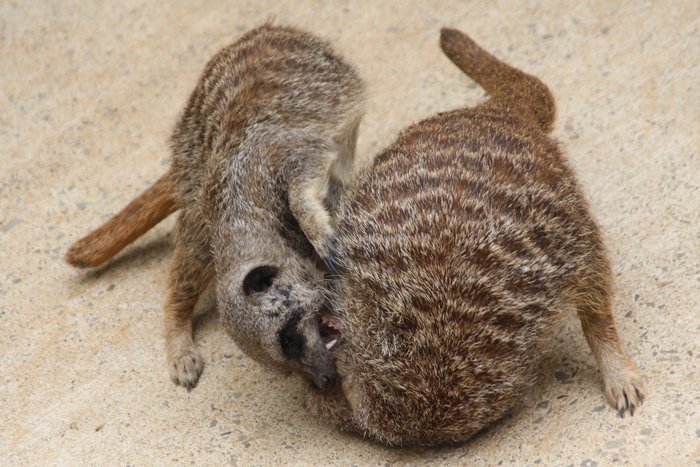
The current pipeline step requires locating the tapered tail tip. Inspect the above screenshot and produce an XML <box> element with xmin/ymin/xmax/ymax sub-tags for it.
<box><xmin>439</xmin><ymin>27</ymin><xmax>480</xmax><ymax>61</ymax></box>
<box><xmin>64</xmin><ymin>247</ymin><xmax>86</xmax><ymax>268</ymax></box>
<box><xmin>440</xmin><ymin>27</ymin><xmax>468</xmax><ymax>48</ymax></box>
<box><xmin>439</xmin><ymin>28</ymin><xmax>460</xmax><ymax>52</ymax></box>
<box><xmin>440</xmin><ymin>27</ymin><xmax>461</xmax><ymax>43</ymax></box>
<box><xmin>64</xmin><ymin>242</ymin><xmax>100</xmax><ymax>268</ymax></box>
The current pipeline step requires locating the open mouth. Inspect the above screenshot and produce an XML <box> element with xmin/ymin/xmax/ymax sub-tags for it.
<box><xmin>319</xmin><ymin>310</ymin><xmax>342</xmax><ymax>350</ymax></box>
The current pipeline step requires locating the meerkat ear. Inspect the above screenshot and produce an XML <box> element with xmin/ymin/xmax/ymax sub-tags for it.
<box><xmin>242</xmin><ymin>265</ymin><xmax>279</xmax><ymax>295</ymax></box>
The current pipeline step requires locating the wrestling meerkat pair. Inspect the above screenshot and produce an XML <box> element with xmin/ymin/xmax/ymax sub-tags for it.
<box><xmin>304</xmin><ymin>28</ymin><xmax>645</xmax><ymax>446</ymax></box>
<box><xmin>66</xmin><ymin>23</ymin><xmax>644</xmax><ymax>447</ymax></box>
<box><xmin>66</xmin><ymin>24</ymin><xmax>364</xmax><ymax>389</ymax></box>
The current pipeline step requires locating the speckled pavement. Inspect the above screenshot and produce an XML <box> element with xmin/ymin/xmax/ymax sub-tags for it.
<box><xmin>1</xmin><ymin>1</ymin><xmax>698</xmax><ymax>465</ymax></box>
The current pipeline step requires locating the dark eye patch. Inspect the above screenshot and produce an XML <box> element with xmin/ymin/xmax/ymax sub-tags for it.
<box><xmin>278</xmin><ymin>308</ymin><xmax>304</xmax><ymax>359</ymax></box>
<box><xmin>242</xmin><ymin>265</ymin><xmax>279</xmax><ymax>295</ymax></box>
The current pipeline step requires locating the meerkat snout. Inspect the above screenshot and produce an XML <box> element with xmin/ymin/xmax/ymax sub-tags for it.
<box><xmin>278</xmin><ymin>307</ymin><xmax>338</xmax><ymax>389</ymax></box>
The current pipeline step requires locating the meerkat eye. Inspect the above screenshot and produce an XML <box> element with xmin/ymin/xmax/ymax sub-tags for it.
<box><xmin>242</xmin><ymin>265</ymin><xmax>279</xmax><ymax>295</ymax></box>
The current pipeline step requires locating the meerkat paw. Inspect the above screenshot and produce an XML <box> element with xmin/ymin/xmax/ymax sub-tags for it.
<box><xmin>308</xmin><ymin>227</ymin><xmax>335</xmax><ymax>271</ymax></box>
<box><xmin>323</xmin><ymin>238</ymin><xmax>341</xmax><ymax>274</ymax></box>
<box><xmin>601</xmin><ymin>356</ymin><xmax>645</xmax><ymax>417</ymax></box>
<box><xmin>167</xmin><ymin>336</ymin><xmax>204</xmax><ymax>390</ymax></box>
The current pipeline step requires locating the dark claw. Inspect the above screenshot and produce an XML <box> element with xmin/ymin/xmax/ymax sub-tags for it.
<box><xmin>623</xmin><ymin>392</ymin><xmax>630</xmax><ymax>410</ymax></box>
<box><xmin>630</xmin><ymin>403</ymin><xmax>636</xmax><ymax>416</ymax></box>
<box><xmin>636</xmin><ymin>388</ymin><xmax>644</xmax><ymax>403</ymax></box>
<box><xmin>618</xmin><ymin>407</ymin><xmax>625</xmax><ymax>418</ymax></box>
<box><xmin>323</xmin><ymin>239</ymin><xmax>341</xmax><ymax>275</ymax></box>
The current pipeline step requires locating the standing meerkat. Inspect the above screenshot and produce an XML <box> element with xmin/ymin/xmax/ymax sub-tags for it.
<box><xmin>305</xmin><ymin>28</ymin><xmax>644</xmax><ymax>446</ymax></box>
<box><xmin>65</xmin><ymin>24</ymin><xmax>365</xmax><ymax>390</ymax></box>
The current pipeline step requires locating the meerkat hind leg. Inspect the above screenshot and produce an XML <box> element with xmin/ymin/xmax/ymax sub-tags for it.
<box><xmin>164</xmin><ymin>212</ymin><xmax>212</xmax><ymax>389</ymax></box>
<box><xmin>576</xmin><ymin>279</ymin><xmax>645</xmax><ymax>417</ymax></box>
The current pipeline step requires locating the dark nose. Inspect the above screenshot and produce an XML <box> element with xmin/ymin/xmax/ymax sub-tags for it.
<box><xmin>316</xmin><ymin>372</ymin><xmax>336</xmax><ymax>389</ymax></box>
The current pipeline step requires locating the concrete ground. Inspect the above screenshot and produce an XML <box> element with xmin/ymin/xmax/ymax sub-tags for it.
<box><xmin>1</xmin><ymin>1</ymin><xmax>698</xmax><ymax>465</ymax></box>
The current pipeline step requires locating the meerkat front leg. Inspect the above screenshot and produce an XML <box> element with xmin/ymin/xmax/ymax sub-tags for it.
<box><xmin>288</xmin><ymin>151</ymin><xmax>339</xmax><ymax>270</ymax></box>
<box><xmin>326</xmin><ymin>114</ymin><xmax>362</xmax><ymax>213</ymax></box>
<box><xmin>164</xmin><ymin>209</ymin><xmax>213</xmax><ymax>389</ymax></box>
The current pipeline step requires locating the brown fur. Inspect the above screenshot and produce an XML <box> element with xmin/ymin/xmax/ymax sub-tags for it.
<box><xmin>66</xmin><ymin>24</ymin><xmax>365</xmax><ymax>390</ymax></box>
<box><xmin>65</xmin><ymin>173</ymin><xmax>178</xmax><ymax>268</ymax></box>
<box><xmin>305</xmin><ymin>28</ymin><xmax>644</xmax><ymax>447</ymax></box>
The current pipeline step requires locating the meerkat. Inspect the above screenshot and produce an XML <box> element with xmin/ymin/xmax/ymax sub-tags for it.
<box><xmin>65</xmin><ymin>24</ymin><xmax>365</xmax><ymax>390</ymax></box>
<box><xmin>304</xmin><ymin>28</ymin><xmax>645</xmax><ymax>446</ymax></box>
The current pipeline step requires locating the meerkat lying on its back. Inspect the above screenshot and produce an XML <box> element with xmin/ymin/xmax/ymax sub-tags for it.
<box><xmin>305</xmin><ymin>28</ymin><xmax>644</xmax><ymax>446</ymax></box>
<box><xmin>65</xmin><ymin>24</ymin><xmax>365</xmax><ymax>390</ymax></box>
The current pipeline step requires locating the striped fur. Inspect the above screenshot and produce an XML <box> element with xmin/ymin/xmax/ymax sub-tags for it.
<box><xmin>66</xmin><ymin>24</ymin><xmax>365</xmax><ymax>390</ymax></box>
<box><xmin>305</xmin><ymin>28</ymin><xmax>644</xmax><ymax>446</ymax></box>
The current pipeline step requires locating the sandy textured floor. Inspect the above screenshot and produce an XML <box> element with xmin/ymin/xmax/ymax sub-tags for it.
<box><xmin>1</xmin><ymin>1</ymin><xmax>699</xmax><ymax>465</ymax></box>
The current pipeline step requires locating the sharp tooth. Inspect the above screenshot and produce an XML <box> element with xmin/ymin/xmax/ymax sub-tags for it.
<box><xmin>325</xmin><ymin>339</ymin><xmax>337</xmax><ymax>350</ymax></box>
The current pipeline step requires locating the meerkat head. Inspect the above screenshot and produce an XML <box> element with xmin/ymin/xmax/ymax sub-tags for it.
<box><xmin>218</xmin><ymin>251</ymin><xmax>342</xmax><ymax>390</ymax></box>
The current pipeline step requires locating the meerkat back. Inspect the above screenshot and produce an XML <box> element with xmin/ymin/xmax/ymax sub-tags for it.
<box><xmin>306</xmin><ymin>28</ymin><xmax>643</xmax><ymax>447</ymax></box>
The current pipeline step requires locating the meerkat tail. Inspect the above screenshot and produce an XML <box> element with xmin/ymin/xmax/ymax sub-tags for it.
<box><xmin>65</xmin><ymin>171</ymin><xmax>178</xmax><ymax>268</ymax></box>
<box><xmin>439</xmin><ymin>28</ymin><xmax>556</xmax><ymax>133</ymax></box>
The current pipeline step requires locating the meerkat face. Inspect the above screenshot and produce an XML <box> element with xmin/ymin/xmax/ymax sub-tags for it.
<box><xmin>219</xmin><ymin>256</ymin><xmax>340</xmax><ymax>390</ymax></box>
<box><xmin>276</xmin><ymin>304</ymin><xmax>339</xmax><ymax>389</ymax></box>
